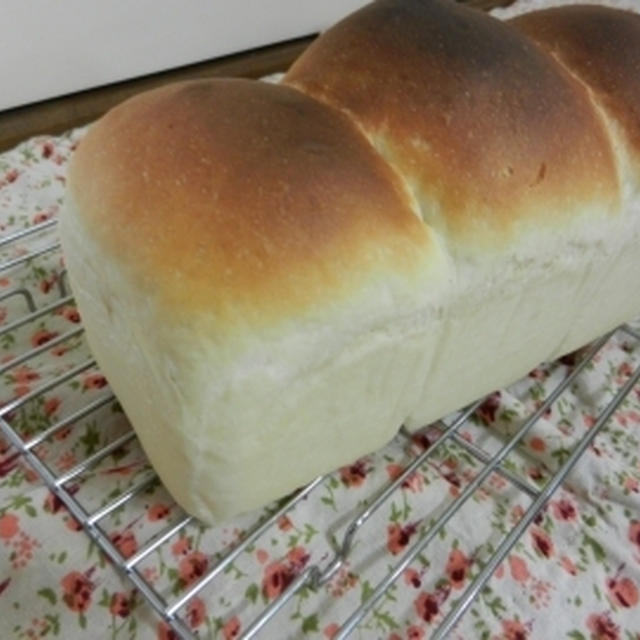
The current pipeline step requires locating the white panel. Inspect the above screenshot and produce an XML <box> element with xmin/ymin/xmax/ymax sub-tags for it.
<box><xmin>0</xmin><ymin>1</ymin><xmax>368</xmax><ymax>111</ymax></box>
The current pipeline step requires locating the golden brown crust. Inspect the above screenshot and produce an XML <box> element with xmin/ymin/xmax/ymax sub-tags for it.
<box><xmin>68</xmin><ymin>78</ymin><xmax>433</xmax><ymax>328</ymax></box>
<box><xmin>284</xmin><ymin>0</ymin><xmax>620</xmax><ymax>245</ymax></box>
<box><xmin>509</xmin><ymin>5</ymin><xmax>640</xmax><ymax>161</ymax></box>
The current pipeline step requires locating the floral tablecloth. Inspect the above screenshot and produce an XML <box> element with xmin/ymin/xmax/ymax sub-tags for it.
<box><xmin>2</xmin><ymin>3</ymin><xmax>640</xmax><ymax>639</ymax></box>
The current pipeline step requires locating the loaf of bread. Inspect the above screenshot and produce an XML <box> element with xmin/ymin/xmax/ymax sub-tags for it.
<box><xmin>61</xmin><ymin>0</ymin><xmax>640</xmax><ymax>524</ymax></box>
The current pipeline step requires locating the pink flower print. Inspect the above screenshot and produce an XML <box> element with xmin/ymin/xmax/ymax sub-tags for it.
<box><xmin>110</xmin><ymin>529</ymin><xmax>138</xmax><ymax>559</ymax></box>
<box><xmin>501</xmin><ymin>618</ymin><xmax>528</xmax><ymax>640</ymax></box>
<box><xmin>222</xmin><ymin>616</ymin><xmax>241</xmax><ymax>640</ymax></box>
<box><xmin>60</xmin><ymin>571</ymin><xmax>93</xmax><ymax>612</ymax></box>
<box><xmin>277</xmin><ymin>515</ymin><xmax>293</xmax><ymax>531</ymax></box>
<box><xmin>109</xmin><ymin>592</ymin><xmax>132</xmax><ymax>618</ymax></box>
<box><xmin>147</xmin><ymin>503</ymin><xmax>171</xmax><ymax>521</ymax></box>
<box><xmin>446</xmin><ymin>549</ymin><xmax>470</xmax><ymax>589</ymax></box>
<box><xmin>0</xmin><ymin>513</ymin><xmax>19</xmax><ymax>540</ymax></box>
<box><xmin>530</xmin><ymin>527</ymin><xmax>553</xmax><ymax>557</ymax></box>
<box><xmin>339</xmin><ymin>458</ymin><xmax>369</xmax><ymax>487</ymax></box>
<box><xmin>387</xmin><ymin>522</ymin><xmax>418</xmax><ymax>555</ymax></box>
<box><xmin>5</xmin><ymin>169</ymin><xmax>19</xmax><ymax>183</ymax></box>
<box><xmin>178</xmin><ymin>552</ymin><xmax>209</xmax><ymax>587</ymax></box>
<box><xmin>186</xmin><ymin>597</ymin><xmax>206</xmax><ymax>628</ymax></box>
<box><xmin>560</xmin><ymin>555</ymin><xmax>577</xmax><ymax>576</ymax></box>
<box><xmin>583</xmin><ymin>413</ymin><xmax>597</xmax><ymax>429</ymax></box>
<box><xmin>508</xmin><ymin>555</ymin><xmax>529</xmax><ymax>583</ymax></box>
<box><xmin>586</xmin><ymin>612</ymin><xmax>620</xmax><ymax>640</ymax></box>
<box><xmin>607</xmin><ymin>574</ymin><xmax>639</xmax><ymax>608</ymax></box>
<box><xmin>551</xmin><ymin>498</ymin><xmax>578</xmax><ymax>522</ymax></box>
<box><xmin>30</xmin><ymin>329</ymin><xmax>58</xmax><ymax>348</ymax></box>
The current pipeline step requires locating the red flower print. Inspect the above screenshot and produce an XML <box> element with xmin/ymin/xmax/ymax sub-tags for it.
<box><xmin>178</xmin><ymin>552</ymin><xmax>209</xmax><ymax>587</ymax></box>
<box><xmin>147</xmin><ymin>503</ymin><xmax>171</xmax><ymax>521</ymax></box>
<box><xmin>41</xmin><ymin>141</ymin><xmax>54</xmax><ymax>158</ymax></box>
<box><xmin>186</xmin><ymin>597</ymin><xmax>206</xmax><ymax>628</ymax></box>
<box><xmin>222</xmin><ymin>616</ymin><xmax>241</xmax><ymax>640</ymax></box>
<box><xmin>262</xmin><ymin>560</ymin><xmax>294</xmax><ymax>599</ymax></box>
<box><xmin>414</xmin><ymin>592</ymin><xmax>439</xmax><ymax>624</ymax></box>
<box><xmin>63</xmin><ymin>306</ymin><xmax>81</xmax><ymax>323</ymax></box>
<box><xmin>607</xmin><ymin>575</ymin><xmax>639</xmax><ymax>608</ymax></box>
<box><xmin>277</xmin><ymin>515</ymin><xmax>293</xmax><ymax>531</ymax></box>
<box><xmin>60</xmin><ymin>571</ymin><xmax>93</xmax><ymax>612</ymax></box>
<box><xmin>43</xmin><ymin>396</ymin><xmax>60</xmax><ymax>417</ymax></box>
<box><xmin>508</xmin><ymin>555</ymin><xmax>529</xmax><ymax>583</ymax></box>
<box><xmin>477</xmin><ymin>392</ymin><xmax>501</xmax><ymax>425</ymax></box>
<box><xmin>414</xmin><ymin>586</ymin><xmax>450</xmax><ymax>625</ymax></box>
<box><xmin>287</xmin><ymin>546</ymin><xmax>310</xmax><ymax>569</ymax></box>
<box><xmin>30</xmin><ymin>329</ymin><xmax>58</xmax><ymax>348</ymax></box>
<box><xmin>501</xmin><ymin>618</ymin><xmax>528</xmax><ymax>640</ymax></box>
<box><xmin>109</xmin><ymin>592</ymin><xmax>131</xmax><ymax>618</ymax></box>
<box><xmin>33</xmin><ymin>211</ymin><xmax>51</xmax><ymax>225</ymax></box>
<box><xmin>387</xmin><ymin>464</ymin><xmax>424</xmax><ymax>492</ymax></box>
<box><xmin>617</xmin><ymin>362</ymin><xmax>633</xmax><ymax>378</ymax></box>
<box><xmin>156</xmin><ymin>621</ymin><xmax>179</xmax><ymax>640</ymax></box>
<box><xmin>111</xmin><ymin>529</ymin><xmax>138</xmax><ymax>559</ymax></box>
<box><xmin>171</xmin><ymin>537</ymin><xmax>191</xmax><ymax>557</ymax></box>
<box><xmin>559</xmin><ymin>555</ymin><xmax>577</xmax><ymax>576</ymax></box>
<box><xmin>583</xmin><ymin>414</ymin><xmax>596</xmax><ymax>429</ymax></box>
<box><xmin>528</xmin><ymin>436</ymin><xmax>546</xmax><ymax>452</ymax></box>
<box><xmin>83</xmin><ymin>373</ymin><xmax>108</xmax><ymax>390</ymax></box>
<box><xmin>551</xmin><ymin>498</ymin><xmax>577</xmax><ymax>522</ymax></box>
<box><xmin>261</xmin><ymin>547</ymin><xmax>309</xmax><ymax>600</ymax></box>
<box><xmin>339</xmin><ymin>458</ymin><xmax>369</xmax><ymax>487</ymax></box>
<box><xmin>323</xmin><ymin>622</ymin><xmax>339</xmax><ymax>639</ymax></box>
<box><xmin>387</xmin><ymin>523</ymin><xmax>418</xmax><ymax>555</ymax></box>
<box><xmin>530</xmin><ymin>527</ymin><xmax>553</xmax><ymax>557</ymax></box>
<box><xmin>12</xmin><ymin>365</ymin><xmax>39</xmax><ymax>384</ymax></box>
<box><xmin>528</xmin><ymin>367</ymin><xmax>548</xmax><ymax>381</ymax></box>
<box><xmin>407</xmin><ymin>625</ymin><xmax>424</xmax><ymax>639</ymax></box>
<box><xmin>0</xmin><ymin>513</ymin><xmax>19</xmax><ymax>540</ymax></box>
<box><xmin>629</xmin><ymin>521</ymin><xmax>640</xmax><ymax>550</ymax></box>
<box><xmin>5</xmin><ymin>169</ymin><xmax>19</xmax><ymax>183</ymax></box>
<box><xmin>404</xmin><ymin>568</ymin><xmax>422</xmax><ymax>588</ymax></box>
<box><xmin>446</xmin><ymin>549</ymin><xmax>470</xmax><ymax>589</ymax></box>
<box><xmin>625</xmin><ymin>476</ymin><xmax>639</xmax><ymax>493</ymax></box>
<box><xmin>586</xmin><ymin>612</ymin><xmax>620</xmax><ymax>640</ymax></box>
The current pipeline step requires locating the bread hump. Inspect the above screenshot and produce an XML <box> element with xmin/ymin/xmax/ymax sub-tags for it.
<box><xmin>62</xmin><ymin>0</ymin><xmax>640</xmax><ymax>523</ymax></box>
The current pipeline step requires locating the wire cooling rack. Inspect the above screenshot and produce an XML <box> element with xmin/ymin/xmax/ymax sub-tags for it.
<box><xmin>0</xmin><ymin>218</ymin><xmax>639</xmax><ymax>639</ymax></box>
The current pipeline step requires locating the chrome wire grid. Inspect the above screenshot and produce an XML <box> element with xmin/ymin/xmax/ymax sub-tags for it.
<box><xmin>0</xmin><ymin>218</ymin><xmax>639</xmax><ymax>639</ymax></box>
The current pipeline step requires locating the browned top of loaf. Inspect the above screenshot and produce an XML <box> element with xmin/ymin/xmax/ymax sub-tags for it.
<box><xmin>68</xmin><ymin>78</ymin><xmax>434</xmax><ymax>327</ymax></box>
<box><xmin>510</xmin><ymin>5</ymin><xmax>640</xmax><ymax>160</ymax></box>
<box><xmin>284</xmin><ymin>0</ymin><xmax>620</xmax><ymax>246</ymax></box>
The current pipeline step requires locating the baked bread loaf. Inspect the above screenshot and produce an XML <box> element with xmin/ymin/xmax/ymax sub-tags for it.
<box><xmin>61</xmin><ymin>0</ymin><xmax>640</xmax><ymax>524</ymax></box>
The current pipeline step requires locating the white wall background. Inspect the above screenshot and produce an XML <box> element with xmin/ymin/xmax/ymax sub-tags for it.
<box><xmin>0</xmin><ymin>1</ymin><xmax>369</xmax><ymax>111</ymax></box>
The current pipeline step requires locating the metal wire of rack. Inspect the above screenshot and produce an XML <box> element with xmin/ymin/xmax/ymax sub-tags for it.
<box><xmin>0</xmin><ymin>218</ymin><xmax>638</xmax><ymax>639</ymax></box>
